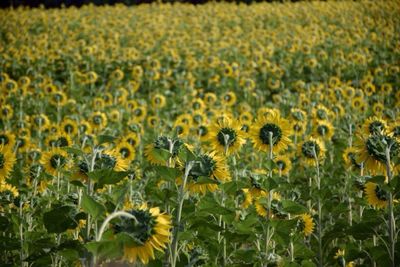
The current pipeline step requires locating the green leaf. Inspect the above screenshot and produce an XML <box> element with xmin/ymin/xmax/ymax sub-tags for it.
<box><xmin>43</xmin><ymin>206</ymin><xmax>77</xmax><ymax>233</ymax></box>
<box><xmin>153</xmin><ymin>166</ymin><xmax>181</xmax><ymax>182</ymax></box>
<box><xmin>281</xmin><ymin>200</ymin><xmax>308</xmax><ymax>215</ymax></box>
<box><xmin>69</xmin><ymin>180</ymin><xmax>85</xmax><ymax>188</ymax></box>
<box><xmin>97</xmin><ymin>135</ymin><xmax>116</xmax><ymax>145</ymax></box>
<box><xmin>62</xmin><ymin>147</ymin><xmax>85</xmax><ymax>157</ymax></box>
<box><xmin>88</xmin><ymin>169</ymin><xmax>129</xmax><ymax>188</ymax></box>
<box><xmin>232</xmin><ymin>249</ymin><xmax>256</xmax><ymax>263</ymax></box>
<box><xmin>265</xmin><ymin>159</ymin><xmax>277</xmax><ymax>171</ymax></box>
<box><xmin>178</xmin><ymin>145</ymin><xmax>196</xmax><ymax>162</ymax></box>
<box><xmin>81</xmin><ymin>193</ymin><xmax>105</xmax><ymax>219</ymax></box>
<box><xmin>367</xmin><ymin>175</ymin><xmax>386</xmax><ymax>184</ymax></box>
<box><xmin>86</xmin><ymin>240</ymin><xmax>122</xmax><ymax>262</ymax></box>
<box><xmin>196</xmin><ymin>176</ymin><xmax>219</xmax><ymax>185</ymax></box>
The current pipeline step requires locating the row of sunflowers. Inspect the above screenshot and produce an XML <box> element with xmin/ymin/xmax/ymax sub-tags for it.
<box><xmin>1</xmin><ymin>1</ymin><xmax>400</xmax><ymax>266</ymax></box>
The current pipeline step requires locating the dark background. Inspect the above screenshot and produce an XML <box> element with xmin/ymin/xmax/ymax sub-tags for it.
<box><xmin>0</xmin><ymin>0</ymin><xmax>299</xmax><ymax>8</ymax></box>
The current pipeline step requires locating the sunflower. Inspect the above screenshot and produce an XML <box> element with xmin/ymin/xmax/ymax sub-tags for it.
<box><xmin>208</xmin><ymin>116</ymin><xmax>246</xmax><ymax>155</ymax></box>
<box><xmin>362</xmin><ymin>116</ymin><xmax>387</xmax><ymax>135</ymax></box>
<box><xmin>40</xmin><ymin>148</ymin><xmax>69</xmax><ymax>176</ymax></box>
<box><xmin>61</xmin><ymin>118</ymin><xmax>78</xmax><ymax>136</ymax></box>
<box><xmin>31</xmin><ymin>114</ymin><xmax>50</xmax><ymax>131</ymax></box>
<box><xmin>364</xmin><ymin>182</ymin><xmax>388</xmax><ymax>209</ymax></box>
<box><xmin>238</xmin><ymin>188</ymin><xmax>253</xmax><ymax>209</ymax></box>
<box><xmin>123</xmin><ymin>132</ymin><xmax>140</xmax><ymax>148</ymax></box>
<box><xmin>131</xmin><ymin>106</ymin><xmax>147</xmax><ymax>122</ymax></box>
<box><xmin>89</xmin><ymin>111</ymin><xmax>108</xmax><ymax>132</ymax></box>
<box><xmin>296</xmin><ymin>213</ymin><xmax>314</xmax><ymax>236</ymax></box>
<box><xmin>116</xmin><ymin>141</ymin><xmax>136</xmax><ymax>162</ymax></box>
<box><xmin>191</xmin><ymin>98</ymin><xmax>205</xmax><ymax>112</ymax></box>
<box><xmin>0</xmin><ymin>181</ymin><xmax>19</xmax><ymax>198</ymax></box>
<box><xmin>342</xmin><ymin>147</ymin><xmax>362</xmax><ymax>170</ymax></box>
<box><xmin>0</xmin><ymin>104</ymin><xmax>13</xmax><ymax>120</ymax></box>
<box><xmin>151</xmin><ymin>94</ymin><xmax>166</xmax><ymax>109</ymax></box>
<box><xmin>0</xmin><ymin>131</ymin><xmax>16</xmax><ymax>149</ymax></box>
<box><xmin>45</xmin><ymin>133</ymin><xmax>72</xmax><ymax>148</ymax></box>
<box><xmin>181</xmin><ymin>151</ymin><xmax>231</xmax><ymax>194</ymax></box>
<box><xmin>50</xmin><ymin>91</ymin><xmax>68</xmax><ymax>106</ymax></box>
<box><xmin>250</xmin><ymin>113</ymin><xmax>292</xmax><ymax>154</ymax></box>
<box><xmin>79</xmin><ymin>120</ymin><xmax>92</xmax><ymax>135</ymax></box>
<box><xmin>75</xmin><ymin>149</ymin><xmax>129</xmax><ymax>180</ymax></box>
<box><xmin>274</xmin><ymin>155</ymin><xmax>292</xmax><ymax>176</ymax></box>
<box><xmin>113</xmin><ymin>205</ymin><xmax>171</xmax><ymax>264</ymax></box>
<box><xmin>196</xmin><ymin>125</ymin><xmax>210</xmax><ymax>142</ymax></box>
<box><xmin>254</xmin><ymin>191</ymin><xmax>282</xmax><ymax>218</ymax></box>
<box><xmin>0</xmin><ymin>146</ymin><xmax>16</xmax><ymax>181</ymax></box>
<box><xmin>204</xmin><ymin>92</ymin><xmax>217</xmax><ymax>106</ymax></box>
<box><xmin>354</xmin><ymin>133</ymin><xmax>399</xmax><ymax>175</ymax></box>
<box><xmin>298</xmin><ymin>137</ymin><xmax>326</xmax><ymax>166</ymax></box>
<box><xmin>312</xmin><ymin>105</ymin><xmax>332</xmax><ymax>122</ymax></box>
<box><xmin>221</xmin><ymin>91</ymin><xmax>237</xmax><ymax>107</ymax></box>
<box><xmin>390</xmin><ymin>120</ymin><xmax>400</xmax><ymax>138</ymax></box>
<box><xmin>290</xmin><ymin>108</ymin><xmax>307</xmax><ymax>123</ymax></box>
<box><xmin>313</xmin><ymin>120</ymin><xmax>335</xmax><ymax>140</ymax></box>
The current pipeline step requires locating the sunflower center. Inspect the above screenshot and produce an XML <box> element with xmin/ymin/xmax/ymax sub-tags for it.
<box><xmin>93</xmin><ymin>115</ymin><xmax>103</xmax><ymax>125</ymax></box>
<box><xmin>0</xmin><ymin>135</ymin><xmax>9</xmax><ymax>145</ymax></box>
<box><xmin>50</xmin><ymin>154</ymin><xmax>66</xmax><ymax>169</ymax></box>
<box><xmin>64</xmin><ymin>124</ymin><xmax>74</xmax><ymax>133</ymax></box>
<box><xmin>276</xmin><ymin>160</ymin><xmax>286</xmax><ymax>170</ymax></box>
<box><xmin>114</xmin><ymin>209</ymin><xmax>156</xmax><ymax>245</ymax></box>
<box><xmin>259</xmin><ymin>123</ymin><xmax>282</xmax><ymax>145</ymax></box>
<box><xmin>317</xmin><ymin>125</ymin><xmax>329</xmax><ymax>136</ymax></box>
<box><xmin>368</xmin><ymin>121</ymin><xmax>385</xmax><ymax>135</ymax></box>
<box><xmin>127</xmin><ymin>138</ymin><xmax>137</xmax><ymax>146</ymax></box>
<box><xmin>120</xmin><ymin>147</ymin><xmax>131</xmax><ymax>158</ymax></box>
<box><xmin>198</xmin><ymin>126</ymin><xmax>208</xmax><ymax>137</ymax></box>
<box><xmin>375</xmin><ymin>185</ymin><xmax>388</xmax><ymax>201</ymax></box>
<box><xmin>301</xmin><ymin>141</ymin><xmax>320</xmax><ymax>158</ymax></box>
<box><xmin>366</xmin><ymin>135</ymin><xmax>399</xmax><ymax>163</ymax></box>
<box><xmin>316</xmin><ymin>109</ymin><xmax>327</xmax><ymax>120</ymax></box>
<box><xmin>188</xmin><ymin>155</ymin><xmax>216</xmax><ymax>181</ymax></box>
<box><xmin>217</xmin><ymin>128</ymin><xmax>237</xmax><ymax>147</ymax></box>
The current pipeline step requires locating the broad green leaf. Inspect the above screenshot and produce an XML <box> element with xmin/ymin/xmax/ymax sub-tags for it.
<box><xmin>153</xmin><ymin>166</ymin><xmax>181</xmax><ymax>181</ymax></box>
<box><xmin>281</xmin><ymin>200</ymin><xmax>308</xmax><ymax>215</ymax></box>
<box><xmin>81</xmin><ymin>193</ymin><xmax>105</xmax><ymax>219</ymax></box>
<box><xmin>43</xmin><ymin>206</ymin><xmax>77</xmax><ymax>233</ymax></box>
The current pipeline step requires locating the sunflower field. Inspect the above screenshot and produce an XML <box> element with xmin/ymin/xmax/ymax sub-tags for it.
<box><xmin>1</xmin><ymin>1</ymin><xmax>400</xmax><ymax>266</ymax></box>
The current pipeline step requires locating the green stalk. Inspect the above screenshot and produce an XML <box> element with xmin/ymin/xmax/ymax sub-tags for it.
<box><xmin>170</xmin><ymin>161</ymin><xmax>194</xmax><ymax>267</ymax></box>
<box><xmin>385</xmin><ymin>144</ymin><xmax>396</xmax><ymax>267</ymax></box>
<box><xmin>313</xmin><ymin>146</ymin><xmax>322</xmax><ymax>267</ymax></box>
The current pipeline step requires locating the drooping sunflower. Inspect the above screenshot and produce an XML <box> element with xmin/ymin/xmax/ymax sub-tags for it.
<box><xmin>40</xmin><ymin>148</ymin><xmax>69</xmax><ymax>176</ymax></box>
<box><xmin>354</xmin><ymin>133</ymin><xmax>399</xmax><ymax>175</ymax></box>
<box><xmin>342</xmin><ymin>147</ymin><xmax>362</xmax><ymax>170</ymax></box>
<box><xmin>274</xmin><ymin>155</ymin><xmax>292</xmax><ymax>176</ymax></box>
<box><xmin>113</xmin><ymin>205</ymin><xmax>171</xmax><ymax>264</ymax></box>
<box><xmin>181</xmin><ymin>151</ymin><xmax>231</xmax><ymax>194</ymax></box>
<box><xmin>123</xmin><ymin>132</ymin><xmax>140</xmax><ymax>148</ymax></box>
<box><xmin>364</xmin><ymin>182</ymin><xmax>388</xmax><ymax>209</ymax></box>
<box><xmin>221</xmin><ymin>91</ymin><xmax>237</xmax><ymax>107</ymax></box>
<box><xmin>298</xmin><ymin>137</ymin><xmax>326</xmax><ymax>166</ymax></box>
<box><xmin>208</xmin><ymin>117</ymin><xmax>246</xmax><ymax>155</ymax></box>
<box><xmin>362</xmin><ymin>116</ymin><xmax>387</xmax><ymax>135</ymax></box>
<box><xmin>237</xmin><ymin>188</ymin><xmax>253</xmax><ymax>209</ymax></box>
<box><xmin>250</xmin><ymin>113</ymin><xmax>292</xmax><ymax>154</ymax></box>
<box><xmin>0</xmin><ymin>146</ymin><xmax>16</xmax><ymax>181</ymax></box>
<box><xmin>296</xmin><ymin>213</ymin><xmax>314</xmax><ymax>236</ymax></box>
<box><xmin>254</xmin><ymin>191</ymin><xmax>282</xmax><ymax>218</ymax></box>
<box><xmin>312</xmin><ymin>104</ymin><xmax>333</xmax><ymax>122</ymax></box>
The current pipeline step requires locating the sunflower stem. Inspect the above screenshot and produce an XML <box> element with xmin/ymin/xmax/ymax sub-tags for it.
<box><xmin>96</xmin><ymin>211</ymin><xmax>138</xmax><ymax>242</ymax></box>
<box><xmin>171</xmin><ymin>161</ymin><xmax>194</xmax><ymax>267</ymax></box>
<box><xmin>313</xmin><ymin>146</ymin><xmax>323</xmax><ymax>267</ymax></box>
<box><xmin>385</xmin><ymin>144</ymin><xmax>395</xmax><ymax>267</ymax></box>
